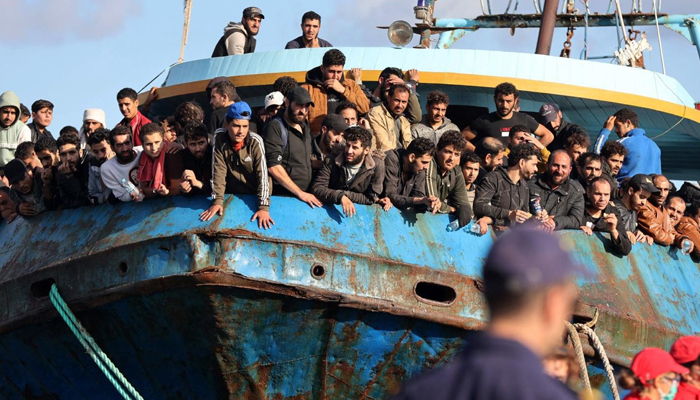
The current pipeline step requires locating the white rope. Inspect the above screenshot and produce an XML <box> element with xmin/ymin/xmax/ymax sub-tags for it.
<box><xmin>565</xmin><ymin>321</ymin><xmax>592</xmax><ymax>394</ymax></box>
<box><xmin>576</xmin><ymin>324</ymin><xmax>621</xmax><ymax>400</ymax></box>
<box><xmin>652</xmin><ymin>0</ymin><xmax>666</xmax><ymax>74</ymax></box>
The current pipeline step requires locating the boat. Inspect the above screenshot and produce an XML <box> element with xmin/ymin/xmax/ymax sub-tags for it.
<box><xmin>2</xmin><ymin>1</ymin><xmax>700</xmax><ymax>399</ymax></box>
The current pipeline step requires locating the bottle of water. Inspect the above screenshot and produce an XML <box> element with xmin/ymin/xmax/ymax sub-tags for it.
<box><xmin>681</xmin><ymin>239</ymin><xmax>693</xmax><ymax>255</ymax></box>
<box><xmin>120</xmin><ymin>178</ymin><xmax>144</xmax><ymax>202</ymax></box>
<box><xmin>464</xmin><ymin>220</ymin><xmax>483</xmax><ymax>236</ymax></box>
<box><xmin>446</xmin><ymin>220</ymin><xmax>460</xmax><ymax>232</ymax></box>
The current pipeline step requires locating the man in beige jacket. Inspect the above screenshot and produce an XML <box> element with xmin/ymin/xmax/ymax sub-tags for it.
<box><xmin>368</xmin><ymin>84</ymin><xmax>412</xmax><ymax>152</ymax></box>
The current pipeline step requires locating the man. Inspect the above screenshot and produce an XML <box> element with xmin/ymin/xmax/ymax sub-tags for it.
<box><xmin>460</xmin><ymin>151</ymin><xmax>481</xmax><ymax>210</ymax></box>
<box><xmin>312</xmin><ymin>114</ymin><xmax>349</xmax><ymax>171</ymax></box>
<box><xmin>264</xmin><ymin>86</ymin><xmax>321</xmax><ymax>208</ymax></box>
<box><xmin>115</xmin><ymin>88</ymin><xmax>151</xmax><ymax>147</ymax></box>
<box><xmin>594</xmin><ymin>108</ymin><xmax>661</xmax><ymax>180</ymax></box>
<box><xmin>256</xmin><ymin>91</ymin><xmax>284</xmax><ymax>129</ymax></box>
<box><xmin>0</xmin><ymin>91</ymin><xmax>31</xmax><ymax>168</ymax></box>
<box><xmin>637</xmin><ymin>174</ymin><xmax>688</xmax><ymax>248</ymax></box>
<box><xmin>463</xmin><ymin>83</ymin><xmax>554</xmax><ymax>151</ymax></box>
<box><xmin>599</xmin><ymin>141</ymin><xmax>627</xmax><ymax>184</ymax></box>
<box><xmin>79</xmin><ymin>108</ymin><xmax>107</xmax><ymax>150</ymax></box>
<box><xmin>670</xmin><ymin>336</ymin><xmax>700</xmax><ymax>400</ymax></box>
<box><xmin>301</xmin><ymin>49</ymin><xmax>370</xmax><ymax>133</ymax></box>
<box><xmin>179</xmin><ymin>123</ymin><xmax>213</xmax><ymax>197</ymax></box>
<box><xmin>14</xmin><ymin>141</ymin><xmax>42</xmax><ymax>169</ymax></box>
<box><xmin>285</xmin><ymin>11</ymin><xmax>333</xmax><ymax>49</ymax></box>
<box><xmin>201</xmin><ymin>102</ymin><xmax>274</xmax><ymax>229</ymax></box>
<box><xmin>562</xmin><ymin>130</ymin><xmax>590</xmax><ymax>167</ymax></box>
<box><xmin>529</xmin><ymin>150</ymin><xmax>585</xmax><ymax>231</ymax></box>
<box><xmin>612</xmin><ymin>174</ymin><xmax>658</xmax><ymax>245</ymax></box>
<box><xmin>368</xmin><ymin>84</ymin><xmax>412</xmax><ymax>152</ymax></box>
<box><xmin>86</xmin><ymin>128</ymin><xmax>115</xmax><ymax>205</ymax></box>
<box><xmin>60</xmin><ymin>126</ymin><xmax>79</xmax><ymax>136</ymax></box>
<box><xmin>208</xmin><ymin>79</ymin><xmax>237</xmax><ymax>135</ymax></box>
<box><xmin>675</xmin><ymin>202</ymin><xmax>700</xmax><ymax>258</ymax></box>
<box><xmin>27</xmin><ymin>99</ymin><xmax>55</xmax><ymax>143</ymax></box>
<box><xmin>5</xmin><ymin>158</ymin><xmax>57</xmax><ymax>217</ymax></box>
<box><xmin>575</xmin><ymin>152</ymin><xmax>603</xmax><ymax>189</ymax></box>
<box><xmin>313</xmin><ymin>127</ymin><xmax>384</xmax><ymax>217</ymax></box>
<box><xmin>474</xmin><ymin>137</ymin><xmax>505</xmax><ymax>185</ymax></box>
<box><xmin>19</xmin><ymin>103</ymin><xmax>30</xmax><ymax>124</ymax></box>
<box><xmin>392</xmin><ymin>228</ymin><xmax>582</xmax><ymax>400</ymax></box>
<box><xmin>539</xmin><ymin>103</ymin><xmax>587</xmax><ymax>152</ymax></box>
<box><xmin>381</xmin><ymin>137</ymin><xmax>439</xmax><ymax>211</ymax></box>
<box><xmin>426</xmin><ymin>131</ymin><xmax>472</xmax><ymax>224</ymax></box>
<box><xmin>212</xmin><ymin>6</ymin><xmax>263</xmax><ymax>57</ymax></box>
<box><xmin>35</xmin><ymin>136</ymin><xmax>59</xmax><ymax>170</ymax></box>
<box><xmin>411</xmin><ymin>91</ymin><xmax>459</xmax><ymax>145</ymax></box>
<box><xmin>580</xmin><ymin>177</ymin><xmax>632</xmax><ymax>256</ymax></box>
<box><xmin>361</xmin><ymin>67</ymin><xmax>422</xmax><ymax>124</ymax></box>
<box><xmin>474</xmin><ymin>143</ymin><xmax>539</xmax><ymax>229</ymax></box>
<box><xmin>504</xmin><ymin>125</ymin><xmax>550</xmax><ymax>172</ymax></box>
<box><xmin>666</xmin><ymin>196</ymin><xmax>696</xmax><ymax>255</ymax></box>
<box><xmin>101</xmin><ymin>125</ymin><xmax>143</xmax><ymax>203</ymax></box>
<box><xmin>55</xmin><ymin>132</ymin><xmax>92</xmax><ymax>208</ymax></box>
<box><xmin>335</xmin><ymin>101</ymin><xmax>368</xmax><ymax>129</ymax></box>
<box><xmin>0</xmin><ymin>186</ymin><xmax>17</xmax><ymax>223</ymax></box>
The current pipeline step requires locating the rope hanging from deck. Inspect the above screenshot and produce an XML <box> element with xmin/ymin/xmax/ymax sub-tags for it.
<box><xmin>49</xmin><ymin>284</ymin><xmax>145</xmax><ymax>400</ymax></box>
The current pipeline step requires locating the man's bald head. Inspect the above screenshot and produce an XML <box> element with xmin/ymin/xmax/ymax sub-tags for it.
<box><xmin>546</xmin><ymin>150</ymin><xmax>572</xmax><ymax>186</ymax></box>
<box><xmin>651</xmin><ymin>174</ymin><xmax>671</xmax><ymax>207</ymax></box>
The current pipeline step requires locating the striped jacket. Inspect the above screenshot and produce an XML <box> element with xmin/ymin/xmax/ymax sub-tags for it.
<box><xmin>211</xmin><ymin>129</ymin><xmax>271</xmax><ymax>211</ymax></box>
<box><xmin>425</xmin><ymin>159</ymin><xmax>470</xmax><ymax>214</ymax></box>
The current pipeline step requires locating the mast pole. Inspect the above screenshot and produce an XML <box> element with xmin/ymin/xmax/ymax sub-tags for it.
<box><xmin>535</xmin><ymin>0</ymin><xmax>560</xmax><ymax>55</ymax></box>
<box><xmin>178</xmin><ymin>0</ymin><xmax>193</xmax><ymax>64</ymax></box>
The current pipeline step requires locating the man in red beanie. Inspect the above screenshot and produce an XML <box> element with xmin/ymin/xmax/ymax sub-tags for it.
<box><xmin>671</xmin><ymin>336</ymin><xmax>700</xmax><ymax>400</ymax></box>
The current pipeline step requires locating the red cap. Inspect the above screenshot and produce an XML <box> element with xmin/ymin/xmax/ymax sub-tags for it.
<box><xmin>670</xmin><ymin>336</ymin><xmax>700</xmax><ymax>365</ymax></box>
<box><xmin>631</xmin><ymin>348</ymin><xmax>690</xmax><ymax>385</ymax></box>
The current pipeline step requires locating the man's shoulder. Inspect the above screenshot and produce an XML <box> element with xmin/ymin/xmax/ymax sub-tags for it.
<box><xmin>567</xmin><ymin>178</ymin><xmax>585</xmax><ymax>193</ymax></box>
<box><xmin>284</xmin><ymin>37</ymin><xmax>304</xmax><ymax>49</ymax></box>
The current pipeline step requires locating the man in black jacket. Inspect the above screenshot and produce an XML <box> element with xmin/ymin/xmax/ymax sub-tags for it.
<box><xmin>56</xmin><ymin>132</ymin><xmax>92</xmax><ymax>208</ymax></box>
<box><xmin>474</xmin><ymin>143</ymin><xmax>539</xmax><ymax>229</ymax></box>
<box><xmin>580</xmin><ymin>177</ymin><xmax>632</xmax><ymax>255</ymax></box>
<box><xmin>211</xmin><ymin>7</ymin><xmax>263</xmax><ymax>57</ymax></box>
<box><xmin>381</xmin><ymin>138</ymin><xmax>438</xmax><ymax>211</ymax></box>
<box><xmin>312</xmin><ymin>127</ymin><xmax>384</xmax><ymax>217</ymax></box>
<box><xmin>528</xmin><ymin>150</ymin><xmax>584</xmax><ymax>232</ymax></box>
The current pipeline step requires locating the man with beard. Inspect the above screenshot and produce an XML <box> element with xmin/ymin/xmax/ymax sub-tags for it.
<box><xmin>285</xmin><ymin>11</ymin><xmax>333</xmax><ymax>49</ymax></box>
<box><xmin>179</xmin><ymin>123</ymin><xmax>212</xmax><ymax>197</ymax></box>
<box><xmin>115</xmin><ymin>88</ymin><xmax>151</xmax><ymax>147</ymax></box>
<box><xmin>0</xmin><ymin>91</ymin><xmax>31</xmax><ymax>169</ymax></box>
<box><xmin>56</xmin><ymin>132</ymin><xmax>93</xmax><ymax>208</ymax></box>
<box><xmin>381</xmin><ymin>137</ymin><xmax>438</xmax><ymax>211</ymax></box>
<box><xmin>460</xmin><ymin>151</ymin><xmax>481</xmax><ymax>210</ymax></box>
<box><xmin>637</xmin><ymin>174</ymin><xmax>688</xmax><ymax>248</ymax></box>
<box><xmin>369</xmin><ymin>84</ymin><xmax>412</xmax><ymax>152</ymax></box>
<box><xmin>101</xmin><ymin>125</ymin><xmax>143</xmax><ymax>203</ymax></box>
<box><xmin>35</xmin><ymin>136</ymin><xmax>59</xmax><ymax>170</ymax></box>
<box><xmin>79</xmin><ymin>108</ymin><xmax>107</xmax><ymax>150</ymax></box>
<box><xmin>539</xmin><ymin>103</ymin><xmax>588</xmax><ymax>152</ymax></box>
<box><xmin>575</xmin><ymin>152</ymin><xmax>603</xmax><ymax>190</ymax></box>
<box><xmin>529</xmin><ymin>150</ymin><xmax>584</xmax><ymax>232</ymax></box>
<box><xmin>201</xmin><ymin>102</ymin><xmax>274</xmax><ymax>229</ymax></box>
<box><xmin>312</xmin><ymin>114</ymin><xmax>349</xmax><ymax>173</ymax></box>
<box><xmin>474</xmin><ymin>143</ymin><xmax>539</xmax><ymax>230</ymax></box>
<box><xmin>463</xmin><ymin>83</ymin><xmax>553</xmax><ymax>151</ymax></box>
<box><xmin>411</xmin><ymin>91</ymin><xmax>459</xmax><ymax>145</ymax></box>
<box><xmin>675</xmin><ymin>201</ymin><xmax>700</xmax><ymax>257</ymax></box>
<box><xmin>612</xmin><ymin>174</ymin><xmax>657</xmax><ymax>245</ymax></box>
<box><xmin>360</xmin><ymin>67</ymin><xmax>422</xmax><ymax>124</ymax></box>
<box><xmin>474</xmin><ymin>137</ymin><xmax>505</xmax><ymax>185</ymax></box>
<box><xmin>599</xmin><ymin>141</ymin><xmax>627</xmax><ymax>184</ymax></box>
<box><xmin>580</xmin><ymin>177</ymin><xmax>632</xmax><ymax>256</ymax></box>
<box><xmin>264</xmin><ymin>87</ymin><xmax>321</xmax><ymax>208</ymax></box>
<box><xmin>666</xmin><ymin>196</ymin><xmax>696</xmax><ymax>254</ymax></box>
<box><xmin>425</xmin><ymin>131</ymin><xmax>472</xmax><ymax>226</ymax></box>
<box><xmin>212</xmin><ymin>7</ymin><xmax>263</xmax><ymax>57</ymax></box>
<box><xmin>313</xmin><ymin>127</ymin><xmax>384</xmax><ymax>217</ymax></box>
<box><xmin>208</xmin><ymin>80</ymin><xmax>237</xmax><ymax>135</ymax></box>
<box><xmin>86</xmin><ymin>129</ymin><xmax>115</xmax><ymax>204</ymax></box>
<box><xmin>5</xmin><ymin>158</ymin><xmax>57</xmax><ymax>217</ymax></box>
<box><xmin>504</xmin><ymin>125</ymin><xmax>549</xmax><ymax>173</ymax></box>
<box><xmin>27</xmin><ymin>100</ymin><xmax>55</xmax><ymax>143</ymax></box>
<box><xmin>14</xmin><ymin>141</ymin><xmax>42</xmax><ymax>169</ymax></box>
<box><xmin>562</xmin><ymin>130</ymin><xmax>590</xmax><ymax>171</ymax></box>
<box><xmin>301</xmin><ymin>49</ymin><xmax>369</xmax><ymax>133</ymax></box>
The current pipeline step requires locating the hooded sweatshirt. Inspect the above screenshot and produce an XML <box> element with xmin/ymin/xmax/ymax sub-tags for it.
<box><xmin>0</xmin><ymin>91</ymin><xmax>31</xmax><ymax>167</ymax></box>
<box><xmin>211</xmin><ymin>22</ymin><xmax>256</xmax><ymax>57</ymax></box>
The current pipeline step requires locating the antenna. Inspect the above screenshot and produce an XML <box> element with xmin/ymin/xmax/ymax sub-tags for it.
<box><xmin>178</xmin><ymin>0</ymin><xmax>193</xmax><ymax>64</ymax></box>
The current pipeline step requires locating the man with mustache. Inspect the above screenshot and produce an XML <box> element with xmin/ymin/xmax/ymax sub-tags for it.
<box><xmin>580</xmin><ymin>177</ymin><xmax>632</xmax><ymax>255</ymax></box>
<box><xmin>368</xmin><ymin>84</ymin><xmax>412</xmax><ymax>152</ymax></box>
<box><xmin>56</xmin><ymin>132</ymin><xmax>93</xmax><ymax>208</ymax></box>
<box><xmin>411</xmin><ymin>91</ymin><xmax>459</xmax><ymax>145</ymax></box>
<box><xmin>285</xmin><ymin>11</ymin><xmax>333</xmax><ymax>49</ymax></box>
<box><xmin>86</xmin><ymin>129</ymin><xmax>115</xmax><ymax>204</ymax></box>
<box><xmin>79</xmin><ymin>109</ymin><xmax>107</xmax><ymax>151</ymax></box>
<box><xmin>179</xmin><ymin>123</ymin><xmax>212</xmax><ymax>197</ymax></box>
<box><xmin>264</xmin><ymin>87</ymin><xmax>321</xmax><ymax>208</ymax></box>
<box><xmin>474</xmin><ymin>137</ymin><xmax>505</xmax><ymax>185</ymax></box>
<box><xmin>212</xmin><ymin>7</ymin><xmax>263</xmax><ymax>57</ymax></box>
<box><xmin>312</xmin><ymin>127</ymin><xmax>384</xmax><ymax>218</ymax></box>
<box><xmin>529</xmin><ymin>150</ymin><xmax>584</xmax><ymax>232</ymax></box>
<box><xmin>612</xmin><ymin>174</ymin><xmax>657</xmax><ymax>245</ymax></box>
<box><xmin>0</xmin><ymin>91</ymin><xmax>31</xmax><ymax>170</ymax></box>
<box><xmin>311</xmin><ymin>114</ymin><xmax>349</xmax><ymax>175</ymax></box>
<box><xmin>462</xmin><ymin>83</ymin><xmax>553</xmax><ymax>152</ymax></box>
<box><xmin>504</xmin><ymin>125</ymin><xmax>549</xmax><ymax>173</ymax></box>
<box><xmin>115</xmin><ymin>88</ymin><xmax>151</xmax><ymax>147</ymax></box>
<box><xmin>675</xmin><ymin>201</ymin><xmax>700</xmax><ymax>257</ymax></box>
<box><xmin>425</xmin><ymin>131</ymin><xmax>473</xmax><ymax>226</ymax></box>
<box><xmin>637</xmin><ymin>174</ymin><xmax>690</xmax><ymax>249</ymax></box>
<box><xmin>100</xmin><ymin>125</ymin><xmax>143</xmax><ymax>203</ymax></box>
<box><xmin>599</xmin><ymin>141</ymin><xmax>626</xmax><ymax>186</ymax></box>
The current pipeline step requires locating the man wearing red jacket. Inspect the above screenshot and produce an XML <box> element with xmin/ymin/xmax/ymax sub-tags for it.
<box><xmin>115</xmin><ymin>87</ymin><xmax>151</xmax><ymax>147</ymax></box>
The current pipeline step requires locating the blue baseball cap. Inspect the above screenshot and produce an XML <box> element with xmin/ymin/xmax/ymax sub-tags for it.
<box><xmin>483</xmin><ymin>226</ymin><xmax>590</xmax><ymax>295</ymax></box>
<box><xmin>226</xmin><ymin>102</ymin><xmax>252</xmax><ymax>120</ymax></box>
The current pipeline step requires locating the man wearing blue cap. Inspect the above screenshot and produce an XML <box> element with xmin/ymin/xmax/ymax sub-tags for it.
<box><xmin>392</xmin><ymin>227</ymin><xmax>583</xmax><ymax>400</ymax></box>
<box><xmin>200</xmin><ymin>102</ymin><xmax>274</xmax><ymax>230</ymax></box>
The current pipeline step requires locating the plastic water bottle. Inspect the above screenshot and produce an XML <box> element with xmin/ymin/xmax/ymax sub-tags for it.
<box><xmin>681</xmin><ymin>239</ymin><xmax>693</xmax><ymax>255</ymax></box>
<box><xmin>446</xmin><ymin>220</ymin><xmax>460</xmax><ymax>232</ymax></box>
<box><xmin>120</xmin><ymin>178</ymin><xmax>144</xmax><ymax>202</ymax></box>
<box><xmin>465</xmin><ymin>220</ymin><xmax>483</xmax><ymax>236</ymax></box>
<box><xmin>530</xmin><ymin>195</ymin><xmax>543</xmax><ymax>217</ymax></box>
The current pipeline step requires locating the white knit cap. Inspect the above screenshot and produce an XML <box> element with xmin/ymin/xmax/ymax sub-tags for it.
<box><xmin>82</xmin><ymin>108</ymin><xmax>106</xmax><ymax>127</ymax></box>
<box><xmin>264</xmin><ymin>91</ymin><xmax>284</xmax><ymax>109</ymax></box>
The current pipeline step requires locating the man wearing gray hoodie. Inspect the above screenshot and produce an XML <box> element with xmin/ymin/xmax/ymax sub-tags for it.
<box><xmin>211</xmin><ymin>7</ymin><xmax>264</xmax><ymax>57</ymax></box>
<box><xmin>0</xmin><ymin>91</ymin><xmax>32</xmax><ymax>170</ymax></box>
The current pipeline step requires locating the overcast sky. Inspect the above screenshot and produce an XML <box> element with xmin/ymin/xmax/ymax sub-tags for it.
<box><xmin>1</xmin><ymin>0</ymin><xmax>697</xmax><ymax>131</ymax></box>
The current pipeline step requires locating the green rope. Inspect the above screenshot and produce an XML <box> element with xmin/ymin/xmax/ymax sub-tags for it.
<box><xmin>49</xmin><ymin>284</ymin><xmax>145</xmax><ymax>400</ymax></box>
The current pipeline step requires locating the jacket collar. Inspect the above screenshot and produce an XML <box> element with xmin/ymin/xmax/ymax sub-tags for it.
<box><xmin>334</xmin><ymin>152</ymin><xmax>375</xmax><ymax>170</ymax></box>
<box><xmin>625</xmin><ymin>128</ymin><xmax>647</xmax><ymax>137</ymax></box>
<box><xmin>536</xmin><ymin>175</ymin><xmax>570</xmax><ymax>195</ymax></box>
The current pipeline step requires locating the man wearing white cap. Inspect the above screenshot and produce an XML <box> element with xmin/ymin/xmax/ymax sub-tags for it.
<box><xmin>80</xmin><ymin>109</ymin><xmax>106</xmax><ymax>150</ymax></box>
<box><xmin>257</xmin><ymin>91</ymin><xmax>284</xmax><ymax>127</ymax></box>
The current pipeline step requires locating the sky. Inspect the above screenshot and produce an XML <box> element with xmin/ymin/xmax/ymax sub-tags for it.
<box><xmin>1</xmin><ymin>0</ymin><xmax>698</xmax><ymax>132</ymax></box>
